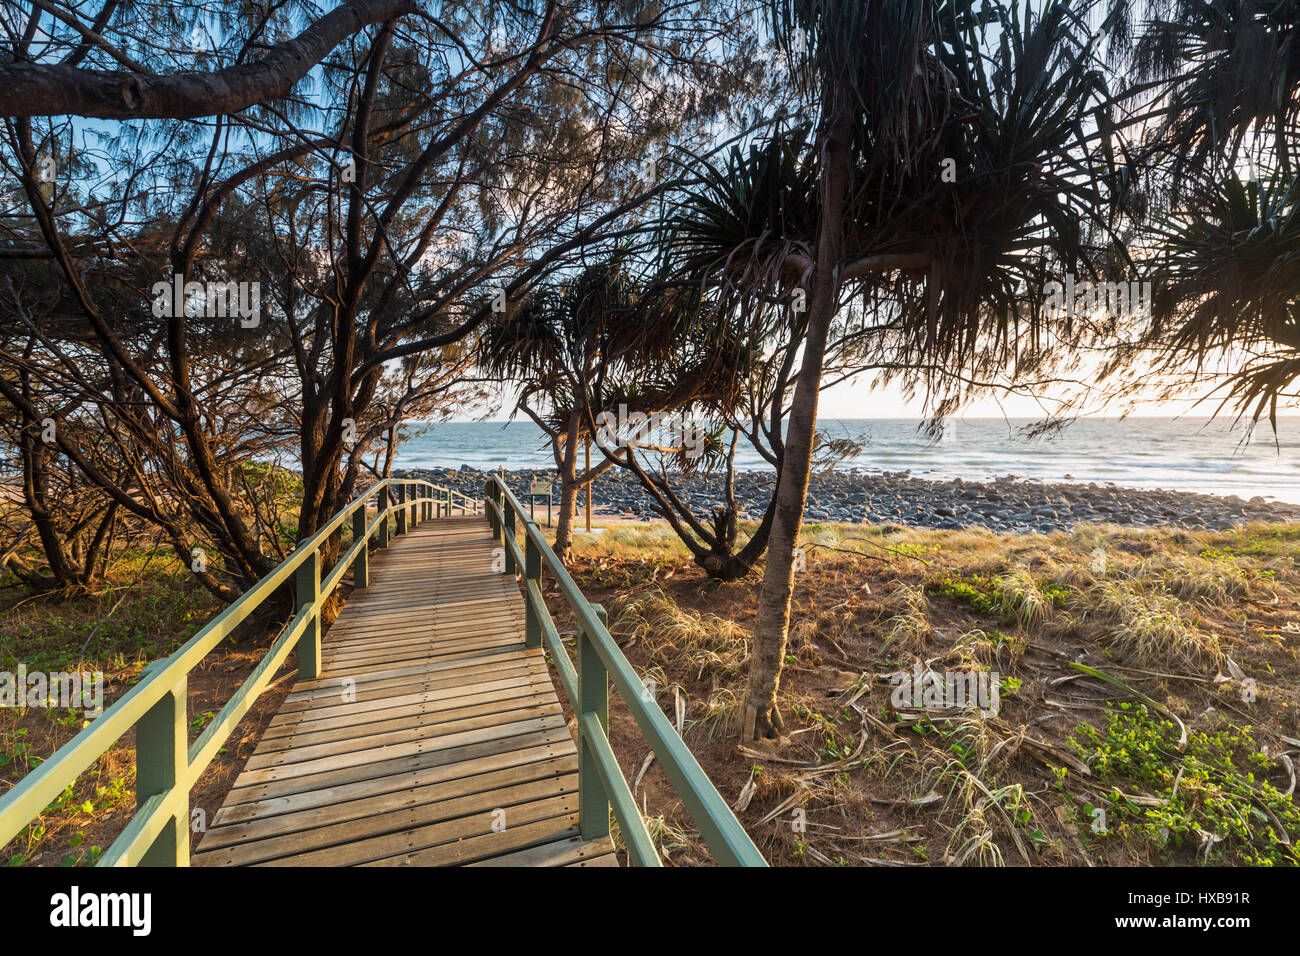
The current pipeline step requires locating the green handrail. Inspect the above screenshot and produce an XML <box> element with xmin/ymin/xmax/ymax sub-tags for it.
<box><xmin>484</xmin><ymin>476</ymin><xmax>768</xmax><ymax>867</ymax></box>
<box><xmin>0</xmin><ymin>476</ymin><xmax>457</xmax><ymax>866</ymax></box>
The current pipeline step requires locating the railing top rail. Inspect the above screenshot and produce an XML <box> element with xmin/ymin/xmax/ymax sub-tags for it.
<box><xmin>487</xmin><ymin>475</ymin><xmax>766</xmax><ymax>867</ymax></box>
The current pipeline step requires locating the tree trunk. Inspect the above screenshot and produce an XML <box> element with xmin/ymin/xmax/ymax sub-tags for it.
<box><xmin>552</xmin><ymin>409</ymin><xmax>582</xmax><ymax>564</ymax></box>
<box><xmin>743</xmin><ymin>112</ymin><xmax>852</xmax><ymax>741</ymax></box>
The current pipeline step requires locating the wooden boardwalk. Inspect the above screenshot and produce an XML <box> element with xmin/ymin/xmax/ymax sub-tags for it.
<box><xmin>192</xmin><ymin>515</ymin><xmax>617</xmax><ymax>867</ymax></box>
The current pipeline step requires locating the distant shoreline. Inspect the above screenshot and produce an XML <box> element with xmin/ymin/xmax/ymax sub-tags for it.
<box><xmin>395</xmin><ymin>417</ymin><xmax>1300</xmax><ymax>502</ymax></box>
<box><xmin>397</xmin><ymin>465</ymin><xmax>1300</xmax><ymax>535</ymax></box>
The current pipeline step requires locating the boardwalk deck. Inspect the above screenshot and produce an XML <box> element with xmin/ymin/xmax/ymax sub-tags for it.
<box><xmin>192</xmin><ymin>515</ymin><xmax>618</xmax><ymax>867</ymax></box>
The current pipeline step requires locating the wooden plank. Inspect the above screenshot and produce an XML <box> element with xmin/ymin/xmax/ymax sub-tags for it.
<box><xmin>323</xmin><ymin>630</ymin><xmax>524</xmax><ymax>666</ymax></box>
<box><xmin>328</xmin><ymin>602</ymin><xmax>523</xmax><ymax>624</ymax></box>
<box><xmin>273</xmin><ymin>662</ymin><xmax>551</xmax><ymax>717</ymax></box>
<box><xmin>279</xmin><ymin>656</ymin><xmax>546</xmax><ymax>710</ymax></box>
<box><xmin>357</xmin><ymin>814</ymin><xmax>581</xmax><ymax>867</ymax></box>
<box><xmin>327</xmin><ymin>609</ymin><xmax>525</xmax><ymax>636</ymax></box>
<box><xmin>468</xmin><ymin>834</ymin><xmax>618</xmax><ymax>867</ymax></box>
<box><xmin>265</xmin><ymin>673</ymin><xmax>553</xmax><ymax>735</ymax></box>
<box><xmin>323</xmin><ymin>619</ymin><xmax>524</xmax><ymax>652</ymax></box>
<box><xmin>255</xmin><ymin>801</ymin><xmax>578</xmax><ymax>867</ymax></box>
<box><xmin>338</xmin><ymin>801</ymin><xmax>582</xmax><ymax>868</ymax></box>
<box><xmin>285</xmin><ymin>646</ymin><xmax>546</xmax><ymax>699</ymax></box>
<box><xmin>305</xmin><ymin>645</ymin><xmax>531</xmax><ymax>681</ymax></box>
<box><xmin>259</xmin><ymin>676</ymin><xmax>553</xmax><ymax>742</ymax></box>
<box><xmin>221</xmin><ymin>725</ymin><xmax>576</xmax><ymax>806</ymax></box>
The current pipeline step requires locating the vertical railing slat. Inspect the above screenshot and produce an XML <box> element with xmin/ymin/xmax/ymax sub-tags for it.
<box><xmin>352</xmin><ymin>500</ymin><xmax>369</xmax><ymax>589</ymax></box>
<box><xmin>295</xmin><ymin>549</ymin><xmax>320</xmax><ymax>680</ymax></box>
<box><xmin>524</xmin><ymin>534</ymin><xmax>541</xmax><ymax>649</ymax></box>
<box><xmin>578</xmin><ymin>604</ymin><xmax>610</xmax><ymax>842</ymax></box>
<box><xmin>136</xmin><ymin>677</ymin><xmax>188</xmax><ymax>866</ymax></box>
<box><xmin>503</xmin><ymin>495</ymin><xmax>517</xmax><ymax>575</ymax></box>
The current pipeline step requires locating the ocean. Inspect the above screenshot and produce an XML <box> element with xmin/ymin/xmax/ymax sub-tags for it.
<box><xmin>396</xmin><ymin>417</ymin><xmax>1300</xmax><ymax>503</ymax></box>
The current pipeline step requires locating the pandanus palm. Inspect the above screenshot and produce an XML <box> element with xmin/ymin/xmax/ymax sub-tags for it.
<box><xmin>478</xmin><ymin>260</ymin><xmax>740</xmax><ymax>564</ymax></box>
<box><xmin>1111</xmin><ymin>0</ymin><xmax>1300</xmax><ymax>182</ymax></box>
<box><xmin>1137</xmin><ymin>170</ymin><xmax>1300</xmax><ymax>425</ymax></box>
<box><xmin>1102</xmin><ymin>0</ymin><xmax>1300</xmax><ymax>424</ymax></box>
<box><xmin>668</xmin><ymin>0</ymin><xmax>1126</xmax><ymax>739</ymax></box>
<box><xmin>479</xmin><ymin>262</ymin><xmax>638</xmax><ymax>564</ymax></box>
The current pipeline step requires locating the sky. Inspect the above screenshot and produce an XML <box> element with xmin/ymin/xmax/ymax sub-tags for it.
<box><xmin>462</xmin><ymin>371</ymin><xmax>1279</xmax><ymax>423</ymax></box>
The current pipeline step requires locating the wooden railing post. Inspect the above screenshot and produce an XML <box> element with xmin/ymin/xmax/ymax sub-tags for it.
<box><xmin>378</xmin><ymin>485</ymin><xmax>390</xmax><ymax>548</ymax></box>
<box><xmin>486</xmin><ymin>481</ymin><xmax>498</xmax><ymax>537</ymax></box>
<box><xmin>410</xmin><ymin>484</ymin><xmax>420</xmax><ymax>529</ymax></box>
<box><xmin>137</xmin><ymin>675</ymin><xmax>188</xmax><ymax>866</ymax></box>
<box><xmin>395</xmin><ymin>483</ymin><xmax>407</xmax><ymax>536</ymax></box>
<box><xmin>295</xmin><ymin>549</ymin><xmax>321</xmax><ymax>680</ymax></box>
<box><xmin>524</xmin><ymin>533</ymin><xmax>541</xmax><ymax>649</ymax></box>
<box><xmin>503</xmin><ymin>495</ymin><xmax>517</xmax><ymax>575</ymax></box>
<box><xmin>578</xmin><ymin>604</ymin><xmax>610</xmax><ymax>841</ymax></box>
<box><xmin>352</xmin><ymin>501</ymin><xmax>369</xmax><ymax>590</ymax></box>
<box><xmin>422</xmin><ymin>486</ymin><xmax>430</xmax><ymax>521</ymax></box>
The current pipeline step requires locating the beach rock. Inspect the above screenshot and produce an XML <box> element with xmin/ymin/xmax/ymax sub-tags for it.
<box><xmin>392</xmin><ymin>465</ymin><xmax>1298</xmax><ymax>537</ymax></box>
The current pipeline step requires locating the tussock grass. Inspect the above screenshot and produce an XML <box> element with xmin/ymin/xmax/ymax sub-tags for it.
<box><xmin>879</xmin><ymin>583</ymin><xmax>932</xmax><ymax>656</ymax></box>
<box><xmin>610</xmin><ymin>587</ymin><xmax>749</xmax><ymax>681</ymax></box>
<box><xmin>688</xmin><ymin>687</ymin><xmax>744</xmax><ymax>740</ymax></box>
<box><xmin>1110</xmin><ymin>599</ymin><xmax>1222</xmax><ymax>671</ymax></box>
<box><xmin>992</xmin><ymin>568</ymin><xmax>1054</xmax><ymax>626</ymax></box>
<box><xmin>569</xmin><ymin>523</ymin><xmax>691</xmax><ymax>560</ymax></box>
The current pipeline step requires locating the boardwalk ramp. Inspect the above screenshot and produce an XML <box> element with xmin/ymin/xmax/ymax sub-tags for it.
<box><xmin>191</xmin><ymin>517</ymin><xmax>615</xmax><ymax>867</ymax></box>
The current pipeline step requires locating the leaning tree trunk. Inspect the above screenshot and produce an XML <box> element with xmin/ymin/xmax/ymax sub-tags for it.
<box><xmin>552</xmin><ymin>410</ymin><xmax>583</xmax><ymax>565</ymax></box>
<box><xmin>743</xmin><ymin>112</ymin><xmax>852</xmax><ymax>741</ymax></box>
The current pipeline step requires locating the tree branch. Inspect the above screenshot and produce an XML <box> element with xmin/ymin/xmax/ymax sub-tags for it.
<box><xmin>0</xmin><ymin>0</ymin><xmax>415</xmax><ymax>118</ymax></box>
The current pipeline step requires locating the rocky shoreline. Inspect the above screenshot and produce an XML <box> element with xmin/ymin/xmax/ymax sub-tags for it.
<box><xmin>395</xmin><ymin>465</ymin><xmax>1300</xmax><ymax>534</ymax></box>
